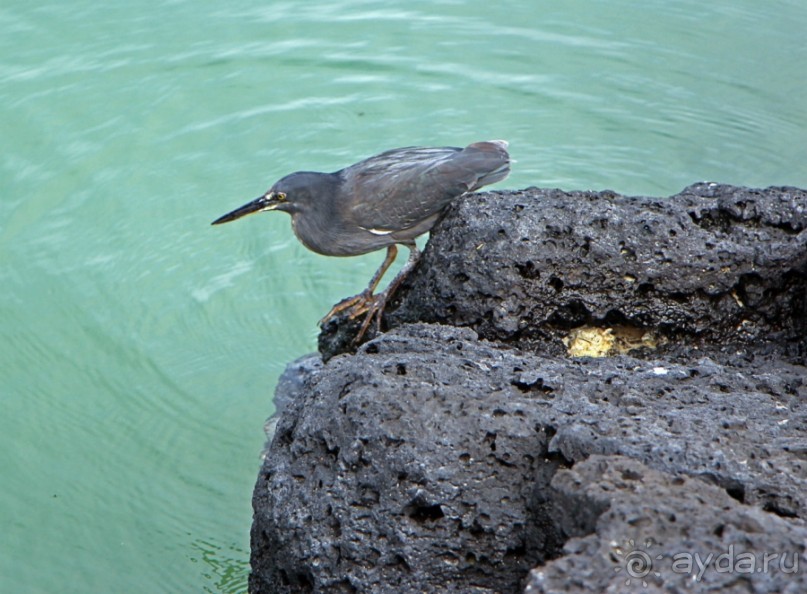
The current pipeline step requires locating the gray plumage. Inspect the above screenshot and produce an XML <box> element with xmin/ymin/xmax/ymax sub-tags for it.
<box><xmin>212</xmin><ymin>140</ymin><xmax>510</xmax><ymax>256</ymax></box>
<box><xmin>212</xmin><ymin>140</ymin><xmax>510</xmax><ymax>338</ymax></box>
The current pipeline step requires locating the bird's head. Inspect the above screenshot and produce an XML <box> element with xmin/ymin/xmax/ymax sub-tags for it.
<box><xmin>211</xmin><ymin>172</ymin><xmax>328</xmax><ymax>226</ymax></box>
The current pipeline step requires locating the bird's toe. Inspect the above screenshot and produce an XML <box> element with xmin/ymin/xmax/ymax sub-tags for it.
<box><xmin>352</xmin><ymin>293</ymin><xmax>388</xmax><ymax>344</ymax></box>
<box><xmin>318</xmin><ymin>290</ymin><xmax>373</xmax><ymax>326</ymax></box>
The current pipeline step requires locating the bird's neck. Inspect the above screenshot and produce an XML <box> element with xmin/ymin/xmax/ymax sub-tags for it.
<box><xmin>289</xmin><ymin>173</ymin><xmax>350</xmax><ymax>256</ymax></box>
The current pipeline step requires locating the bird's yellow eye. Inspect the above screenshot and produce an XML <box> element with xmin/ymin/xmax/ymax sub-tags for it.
<box><xmin>276</xmin><ymin>192</ymin><xmax>287</xmax><ymax>201</ymax></box>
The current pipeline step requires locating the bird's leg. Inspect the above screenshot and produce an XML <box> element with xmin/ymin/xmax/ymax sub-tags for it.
<box><xmin>352</xmin><ymin>243</ymin><xmax>421</xmax><ymax>343</ymax></box>
<box><xmin>319</xmin><ymin>245</ymin><xmax>398</xmax><ymax>326</ymax></box>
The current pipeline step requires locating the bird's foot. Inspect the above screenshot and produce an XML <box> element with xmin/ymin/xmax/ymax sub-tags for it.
<box><xmin>318</xmin><ymin>290</ymin><xmax>374</xmax><ymax>327</ymax></box>
<box><xmin>350</xmin><ymin>291</ymin><xmax>389</xmax><ymax>344</ymax></box>
<box><xmin>319</xmin><ymin>289</ymin><xmax>389</xmax><ymax>345</ymax></box>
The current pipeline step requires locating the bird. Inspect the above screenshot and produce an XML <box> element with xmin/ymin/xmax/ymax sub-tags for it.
<box><xmin>212</xmin><ymin>140</ymin><xmax>510</xmax><ymax>341</ymax></box>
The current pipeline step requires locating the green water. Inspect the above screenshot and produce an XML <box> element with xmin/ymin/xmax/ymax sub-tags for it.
<box><xmin>2</xmin><ymin>1</ymin><xmax>805</xmax><ymax>592</ymax></box>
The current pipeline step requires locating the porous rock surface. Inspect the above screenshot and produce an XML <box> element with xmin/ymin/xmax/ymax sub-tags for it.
<box><xmin>322</xmin><ymin>183</ymin><xmax>807</xmax><ymax>360</ymax></box>
<box><xmin>252</xmin><ymin>184</ymin><xmax>807</xmax><ymax>593</ymax></box>
<box><xmin>391</xmin><ymin>182</ymin><xmax>807</xmax><ymax>359</ymax></box>
<box><xmin>527</xmin><ymin>455</ymin><xmax>807</xmax><ymax>594</ymax></box>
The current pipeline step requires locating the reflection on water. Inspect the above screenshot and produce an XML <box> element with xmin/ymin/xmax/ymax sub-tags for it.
<box><xmin>192</xmin><ymin>539</ymin><xmax>250</xmax><ymax>594</ymax></box>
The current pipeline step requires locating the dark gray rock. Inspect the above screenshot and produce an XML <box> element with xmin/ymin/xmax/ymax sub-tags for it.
<box><xmin>391</xmin><ymin>183</ymin><xmax>807</xmax><ymax>357</ymax></box>
<box><xmin>253</xmin><ymin>184</ymin><xmax>807</xmax><ymax>593</ymax></box>
<box><xmin>251</xmin><ymin>324</ymin><xmax>569</xmax><ymax>594</ymax></box>
<box><xmin>262</xmin><ymin>354</ymin><xmax>323</xmax><ymax>457</ymax></box>
<box><xmin>526</xmin><ymin>455</ymin><xmax>807</xmax><ymax>594</ymax></box>
<box><xmin>251</xmin><ymin>324</ymin><xmax>806</xmax><ymax>593</ymax></box>
<box><xmin>321</xmin><ymin>183</ymin><xmax>807</xmax><ymax>361</ymax></box>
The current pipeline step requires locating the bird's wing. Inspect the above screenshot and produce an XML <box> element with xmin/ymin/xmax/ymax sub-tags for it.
<box><xmin>343</xmin><ymin>141</ymin><xmax>510</xmax><ymax>233</ymax></box>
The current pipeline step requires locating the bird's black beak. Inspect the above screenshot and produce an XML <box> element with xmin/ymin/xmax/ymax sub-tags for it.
<box><xmin>211</xmin><ymin>192</ymin><xmax>286</xmax><ymax>225</ymax></box>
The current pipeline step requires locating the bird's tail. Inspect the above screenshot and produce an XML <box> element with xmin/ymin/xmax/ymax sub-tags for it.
<box><xmin>464</xmin><ymin>140</ymin><xmax>510</xmax><ymax>190</ymax></box>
